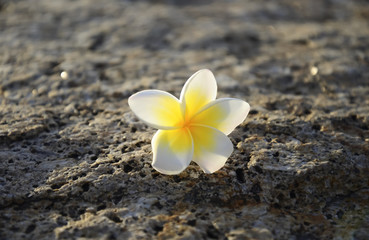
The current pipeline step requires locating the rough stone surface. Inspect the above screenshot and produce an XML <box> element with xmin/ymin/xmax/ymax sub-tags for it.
<box><xmin>1</xmin><ymin>0</ymin><xmax>369</xmax><ymax>239</ymax></box>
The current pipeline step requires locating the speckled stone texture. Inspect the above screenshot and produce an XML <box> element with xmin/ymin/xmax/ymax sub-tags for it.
<box><xmin>0</xmin><ymin>0</ymin><xmax>368</xmax><ymax>239</ymax></box>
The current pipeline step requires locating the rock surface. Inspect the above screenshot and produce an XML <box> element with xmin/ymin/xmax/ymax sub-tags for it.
<box><xmin>1</xmin><ymin>0</ymin><xmax>369</xmax><ymax>239</ymax></box>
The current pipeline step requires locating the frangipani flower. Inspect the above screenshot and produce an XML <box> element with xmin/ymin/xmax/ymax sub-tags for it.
<box><xmin>128</xmin><ymin>69</ymin><xmax>250</xmax><ymax>175</ymax></box>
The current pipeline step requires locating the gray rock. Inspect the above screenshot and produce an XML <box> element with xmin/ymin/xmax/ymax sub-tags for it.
<box><xmin>0</xmin><ymin>0</ymin><xmax>368</xmax><ymax>239</ymax></box>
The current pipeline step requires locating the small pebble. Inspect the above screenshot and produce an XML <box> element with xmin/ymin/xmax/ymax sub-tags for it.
<box><xmin>310</xmin><ymin>66</ymin><xmax>318</xmax><ymax>76</ymax></box>
<box><xmin>60</xmin><ymin>71</ymin><xmax>69</xmax><ymax>80</ymax></box>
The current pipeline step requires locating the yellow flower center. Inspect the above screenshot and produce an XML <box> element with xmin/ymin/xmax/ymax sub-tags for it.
<box><xmin>181</xmin><ymin>117</ymin><xmax>192</xmax><ymax>129</ymax></box>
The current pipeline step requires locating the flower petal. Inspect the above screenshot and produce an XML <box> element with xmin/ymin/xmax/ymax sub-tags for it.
<box><xmin>151</xmin><ymin>128</ymin><xmax>194</xmax><ymax>175</ymax></box>
<box><xmin>128</xmin><ymin>90</ymin><xmax>183</xmax><ymax>129</ymax></box>
<box><xmin>189</xmin><ymin>125</ymin><xmax>233</xmax><ymax>173</ymax></box>
<box><xmin>191</xmin><ymin>98</ymin><xmax>250</xmax><ymax>135</ymax></box>
<box><xmin>180</xmin><ymin>69</ymin><xmax>217</xmax><ymax>120</ymax></box>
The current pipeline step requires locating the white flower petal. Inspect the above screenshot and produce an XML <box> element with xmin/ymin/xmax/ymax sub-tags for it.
<box><xmin>180</xmin><ymin>69</ymin><xmax>217</xmax><ymax>119</ymax></box>
<box><xmin>191</xmin><ymin>98</ymin><xmax>250</xmax><ymax>135</ymax></box>
<box><xmin>189</xmin><ymin>125</ymin><xmax>233</xmax><ymax>173</ymax></box>
<box><xmin>128</xmin><ymin>90</ymin><xmax>183</xmax><ymax>130</ymax></box>
<box><xmin>151</xmin><ymin>129</ymin><xmax>194</xmax><ymax>175</ymax></box>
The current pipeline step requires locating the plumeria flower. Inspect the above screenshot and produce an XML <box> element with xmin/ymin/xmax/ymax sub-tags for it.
<box><xmin>128</xmin><ymin>69</ymin><xmax>250</xmax><ymax>175</ymax></box>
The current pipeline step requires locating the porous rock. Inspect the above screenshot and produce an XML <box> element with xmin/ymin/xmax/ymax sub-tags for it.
<box><xmin>0</xmin><ymin>0</ymin><xmax>368</xmax><ymax>239</ymax></box>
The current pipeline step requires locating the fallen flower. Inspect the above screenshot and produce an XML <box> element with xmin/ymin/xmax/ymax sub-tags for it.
<box><xmin>128</xmin><ymin>69</ymin><xmax>250</xmax><ymax>175</ymax></box>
